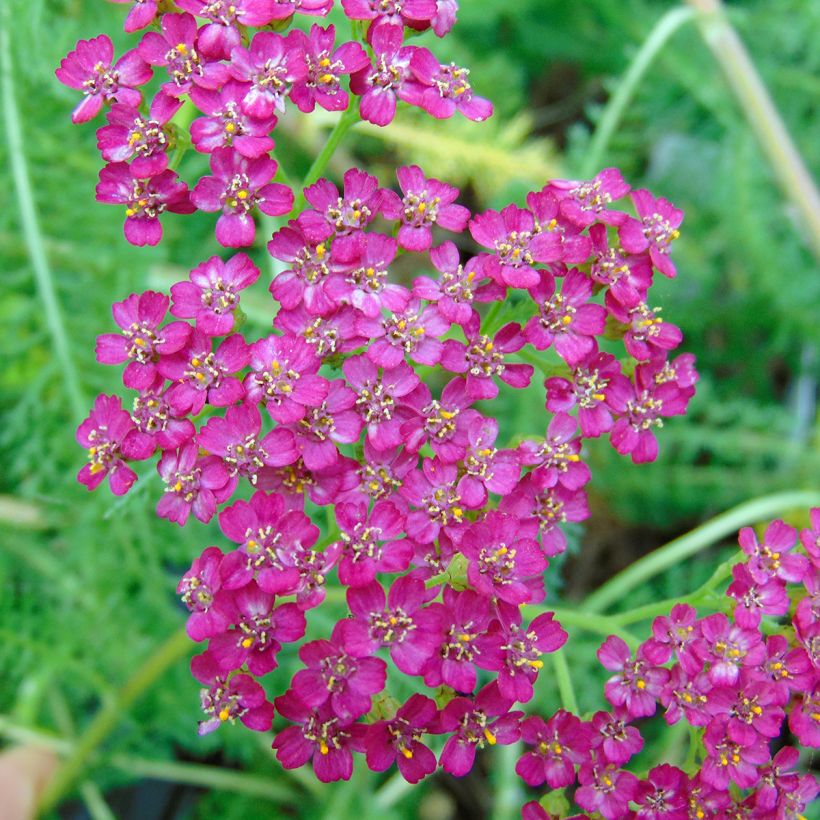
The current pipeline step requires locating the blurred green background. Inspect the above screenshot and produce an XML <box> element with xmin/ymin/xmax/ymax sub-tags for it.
<box><xmin>1</xmin><ymin>0</ymin><xmax>818</xmax><ymax>817</ymax></box>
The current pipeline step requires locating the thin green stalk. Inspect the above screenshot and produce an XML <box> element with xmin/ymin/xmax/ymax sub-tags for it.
<box><xmin>289</xmin><ymin>104</ymin><xmax>361</xmax><ymax>216</ymax></box>
<box><xmin>491</xmin><ymin>742</ymin><xmax>523</xmax><ymax>820</ymax></box>
<box><xmin>580</xmin><ymin>7</ymin><xmax>696</xmax><ymax>178</ymax></box>
<box><xmin>1</xmin><ymin>9</ymin><xmax>86</xmax><ymax>422</ymax></box>
<box><xmin>686</xmin><ymin>0</ymin><xmax>820</xmax><ymax>264</ymax></box>
<box><xmin>38</xmin><ymin>628</ymin><xmax>191</xmax><ymax>813</ymax></box>
<box><xmin>549</xmin><ymin>650</ymin><xmax>579</xmax><ymax>714</ymax></box>
<box><xmin>528</xmin><ymin>606</ymin><xmax>641</xmax><ymax>650</ymax></box>
<box><xmin>584</xmin><ymin>491</ymin><xmax>820</xmax><ymax>614</ymax></box>
<box><xmin>373</xmin><ymin>770</ymin><xmax>412</xmax><ymax>809</ymax></box>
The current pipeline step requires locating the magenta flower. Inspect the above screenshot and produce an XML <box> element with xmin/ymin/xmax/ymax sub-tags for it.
<box><xmin>589</xmin><ymin>709</ymin><xmax>644</xmax><ymax>766</ymax></box>
<box><xmin>644</xmin><ymin>603</ymin><xmax>701</xmax><ymax>672</ymax></box>
<box><xmin>659</xmin><ymin>666</ymin><xmax>711</xmax><ymax>727</ymax></box>
<box><xmin>128</xmin><ymin>380</ymin><xmax>195</xmax><ymax>452</ymax></box>
<box><xmin>696</xmin><ymin>613</ymin><xmax>766</xmax><ymax>686</ymax></box>
<box><xmin>208</xmin><ymin>582</ymin><xmax>306</xmax><ymax>675</ymax></box>
<box><xmin>469</xmin><ymin>204</ymin><xmax>562</xmax><ymax>288</ymax></box>
<box><xmin>109</xmin><ymin>0</ymin><xmax>160</xmax><ymax>33</ymax></box>
<box><xmin>789</xmin><ymin>686</ymin><xmax>820</xmax><ymax>748</ymax></box>
<box><xmin>518</xmin><ymin>412</ymin><xmax>590</xmax><ymax>491</ymax></box>
<box><xmin>303</xmin><ymin>168</ymin><xmax>384</xmax><ymax>235</ymax></box>
<box><xmin>157</xmin><ymin>442</ymin><xmax>232</xmax><ymax>525</ymax></box>
<box><xmin>350</xmin><ymin>26</ymin><xmax>425</xmax><ymax>126</ymax></box>
<box><xmin>326</xmin><ymin>233</ymin><xmax>410</xmax><ymax>318</ymax></box>
<box><xmin>138</xmin><ymin>13</ymin><xmax>229</xmax><ymax>101</ymax></box>
<box><xmin>96</xmin><ymin>163</ymin><xmax>194</xmax><ymax>246</ymax></box>
<box><xmin>608</xmin><ymin>300</ymin><xmax>683</xmax><ymax>361</ymax></box>
<box><xmin>190</xmin><ymin>83</ymin><xmax>277</xmax><ymax>158</ymax></box>
<box><xmin>341</xmin><ymin>0</ymin><xmax>437</xmax><ymax>33</ymax></box>
<box><xmin>269</xmin><ymin>219</ymin><xmax>337</xmax><ymax>315</ymax></box>
<box><xmin>170</xmin><ymin>253</ymin><xmax>260</xmax><ymax>337</ymax></box>
<box><xmin>760</xmin><ymin>634</ymin><xmax>813</xmax><ymax>705</ymax></box>
<box><xmin>177</xmin><ymin>546</ymin><xmax>232</xmax><ymax>641</ymax></box>
<box><xmin>431</xmin><ymin>0</ymin><xmax>458</xmax><ymax>35</ymax></box>
<box><xmin>95</xmin><ymin>290</ymin><xmax>191</xmax><ymax>389</ymax></box>
<box><xmin>284</xmin><ymin>379</ymin><xmax>363</xmax><ymax>470</ymax></box>
<box><xmin>545</xmin><ymin>350</ymin><xmax>632</xmax><ymax>438</ymax></box>
<box><xmin>228</xmin><ymin>31</ymin><xmax>307</xmax><ymax>118</ymax></box>
<box><xmin>159</xmin><ymin>331</ymin><xmax>249</xmax><ymax>415</ymax></box>
<box><xmin>273</xmin><ymin>694</ymin><xmax>367</xmax><ymax>783</ymax></box>
<box><xmin>197</xmin><ymin>403</ymin><xmax>298</xmax><ymax>491</ymax></box>
<box><xmin>726</xmin><ymin>563</ymin><xmax>790</xmax><ymax>628</ymax></box>
<box><xmin>400</xmin><ymin>457</ymin><xmax>471</xmax><ymax>544</ymax></box>
<box><xmin>410</xmin><ymin>53</ymin><xmax>493</xmax><ymax>122</ymax></box>
<box><xmin>588</xmin><ymin>223</ymin><xmax>653</xmax><ymax>308</ymax></box>
<box><xmin>334</xmin><ymin>499</ymin><xmax>411</xmax><ymax>587</ymax></box>
<box><xmin>516</xmin><ymin>710</ymin><xmax>592</xmax><ymax>788</ymax></box>
<box><xmin>345</xmin><ymin>440</ymin><xmax>416</xmax><ymax>504</ymax></box>
<box><xmin>192</xmin><ymin>652</ymin><xmax>274</xmax><ymax>735</ymax></box>
<box><xmin>706</xmin><ymin>676</ymin><xmax>784</xmax><ymax>745</ymax></box>
<box><xmin>438</xmin><ymin>683</ymin><xmax>522</xmax><ymax>777</ymax></box>
<box><xmin>380</xmin><ymin>165</ymin><xmax>470</xmax><ymax>252</ymax></box>
<box><xmin>457</xmin><ymin>416</ymin><xmax>521</xmax><ymax>507</ymax></box>
<box><xmin>77</xmin><ymin>394</ymin><xmax>150</xmax><ymax>495</ymax></box>
<box><xmin>799</xmin><ymin>507</ymin><xmax>820</xmax><ymax>568</ymax></box>
<box><xmin>343</xmin><ymin>355</ymin><xmax>420</xmax><ymax>451</ymax></box>
<box><xmin>597</xmin><ymin>636</ymin><xmax>669</xmax><ymax>718</ymax></box>
<box><xmin>192</xmin><ymin>148</ymin><xmax>293</xmax><ymax>247</ymax></box>
<box><xmin>523</xmin><ymin>269</ymin><xmax>607</xmax><ymax>365</ymax></box>
<box><xmin>341</xmin><ymin>576</ymin><xmax>441</xmax><ymax>674</ymax></box>
<box><xmin>267</xmin><ymin>0</ymin><xmax>334</xmax><ymax>19</ymax></box>
<box><xmin>422</xmin><ymin>587</ymin><xmax>492</xmax><ymax>693</ymax></box>
<box><xmin>738</xmin><ymin>519</ymin><xmax>807</xmax><ymax>584</ymax></box>
<box><xmin>702</xmin><ymin>717</ymin><xmax>770</xmax><ymax>789</ymax></box>
<box><xmin>56</xmin><ymin>35</ymin><xmax>151</xmax><ymax>123</ymax></box>
<box><xmin>525</xmin><ymin>189</ymin><xmax>593</xmax><ymax>265</ymax></box>
<box><xmin>413</xmin><ymin>242</ymin><xmax>493</xmax><ymax>328</ymax></box>
<box><xmin>292</xmin><ymin>622</ymin><xmax>387</xmax><ymax>721</ymax></box>
<box><xmin>545</xmin><ymin>168</ymin><xmax>630</xmax><ymax>228</ymax></box>
<box><xmin>364</xmin><ymin>694</ymin><xmax>439</xmax><ymax>784</ymax></box>
<box><xmin>440</xmin><ymin>312</ymin><xmax>532</xmax><ymax>400</ymax></box>
<box><xmin>175</xmin><ymin>0</ymin><xmax>279</xmax><ymax>59</ymax></box>
<box><xmin>460</xmin><ymin>511</ymin><xmax>547</xmax><ymax>604</ymax></box>
<box><xmin>244</xmin><ymin>334</ymin><xmax>328</xmax><ymax>424</ymax></box>
<box><xmin>619</xmin><ymin>189</ymin><xmax>684</xmax><ymax>278</ymax></box>
<box><xmin>275</xmin><ymin>304</ymin><xmax>367</xmax><ymax>359</ymax></box>
<box><xmin>96</xmin><ymin>104</ymin><xmax>170</xmax><ymax>177</ymax></box>
<box><xmin>289</xmin><ymin>25</ymin><xmax>368</xmax><ymax>113</ymax></box>
<box><xmin>632</xmin><ymin>765</ymin><xmax>688</xmax><ymax>820</ymax></box>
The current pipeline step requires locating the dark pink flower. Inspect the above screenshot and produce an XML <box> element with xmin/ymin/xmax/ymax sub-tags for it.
<box><xmin>96</xmin><ymin>103</ymin><xmax>170</xmax><ymax>177</ymax></box>
<box><xmin>190</xmin><ymin>82</ymin><xmax>277</xmax><ymax>157</ymax></box>
<box><xmin>597</xmin><ymin>636</ymin><xmax>669</xmax><ymax>718</ymax></box>
<box><xmin>589</xmin><ymin>709</ymin><xmax>643</xmax><ymax>766</ymax></box>
<box><xmin>726</xmin><ymin>563</ymin><xmax>790</xmax><ymax>628</ymax></box>
<box><xmin>659</xmin><ymin>666</ymin><xmax>711</xmax><ymax>727</ymax></box>
<box><xmin>350</xmin><ymin>26</ymin><xmax>425</xmax><ymax>127</ymax></box>
<box><xmin>345</xmin><ymin>440</ymin><xmax>416</xmax><ymax>504</ymax></box>
<box><xmin>705</xmin><ymin>675</ymin><xmax>784</xmax><ymax>745</ymax></box>
<box><xmin>760</xmin><ymin>634</ymin><xmax>814</xmax><ymax>705</ymax></box>
<box><xmin>342</xmin><ymin>0</ymin><xmax>437</xmax><ymax>33</ymax></box>
<box><xmin>267</xmin><ymin>0</ymin><xmax>333</xmax><ymax>19</ymax></box>
<box><xmin>588</xmin><ymin>223</ymin><xmax>652</xmax><ymax>308</ymax></box>
<box><xmin>275</xmin><ymin>304</ymin><xmax>366</xmax><ymax>360</ymax></box>
<box><xmin>95</xmin><ymin>290</ymin><xmax>191</xmax><ymax>389</ymax></box>
<box><xmin>228</xmin><ymin>30</ymin><xmax>308</xmax><ymax>118</ymax></box>
<box><xmin>95</xmin><ymin>163</ymin><xmax>194</xmax><ymax>246</ymax></box>
<box><xmin>380</xmin><ymin>165</ymin><xmax>470</xmax><ymax>252</ymax></box>
<box><xmin>170</xmin><ymin>253</ymin><xmax>260</xmax><ymax>337</ymax></box>
<box><xmin>525</xmin><ymin>189</ymin><xmax>592</xmax><ymax>265</ymax></box>
<box><xmin>360</xmin><ymin>299</ymin><xmax>449</xmax><ymax>368</ymax></box>
<box><xmin>702</xmin><ymin>717</ymin><xmax>769</xmax><ymax>789</ymax></box>
<box><xmin>518</xmin><ymin>412</ymin><xmax>590</xmax><ymax>491</ymax></box>
<box><xmin>438</xmin><ymin>683</ymin><xmax>522</xmax><ymax>777</ymax></box>
<box><xmin>523</xmin><ymin>269</ymin><xmax>607</xmax><ymax>365</ymax></box>
<box><xmin>410</xmin><ymin>53</ymin><xmax>493</xmax><ymax>122</ymax></box>
<box><xmin>696</xmin><ymin>612</ymin><xmax>766</xmax><ymax>686</ymax></box>
<box><xmin>127</xmin><ymin>381</ymin><xmax>195</xmax><ymax>452</ymax></box>
<box><xmin>192</xmin><ymin>148</ymin><xmax>293</xmax><ymax>247</ymax></box>
<box><xmin>76</xmin><ymin>394</ymin><xmax>149</xmax><ymax>495</ymax></box>
<box><xmin>799</xmin><ymin>507</ymin><xmax>820</xmax><ymax>568</ymax></box>
<box><xmin>632</xmin><ymin>764</ymin><xmax>687</xmax><ymax>820</ymax></box>
<box><xmin>289</xmin><ymin>25</ymin><xmax>368</xmax><ymax>113</ymax></box>
<box><xmin>159</xmin><ymin>331</ymin><xmax>250</xmax><ymax>415</ymax></box>
<box><xmin>609</xmin><ymin>300</ymin><xmax>683</xmax><ymax>362</ymax></box>
<box><xmin>208</xmin><ymin>581</ymin><xmax>306</xmax><ymax>675</ymax></box>
<box><xmin>244</xmin><ymin>334</ymin><xmax>328</xmax><ymax>424</ymax></box>
<box><xmin>364</xmin><ymin>694</ymin><xmax>439</xmax><ymax>784</ymax></box>
<box><xmin>738</xmin><ymin>519</ymin><xmax>807</xmax><ymax>584</ymax></box>
<box><xmin>56</xmin><ymin>35</ymin><xmax>151</xmax><ymax>123</ymax></box>
<box><xmin>618</xmin><ymin>190</ymin><xmax>683</xmax><ymax>278</ymax></box>
<box><xmin>177</xmin><ymin>546</ymin><xmax>232</xmax><ymax>641</ymax></box>
<box><xmin>272</xmin><ymin>694</ymin><xmax>367</xmax><ymax>783</ymax></box>
<box><xmin>544</xmin><ymin>168</ymin><xmax>630</xmax><ymax>228</ymax></box>
<box><xmin>400</xmin><ymin>458</ymin><xmax>471</xmax><ymax>544</ymax></box>
<box><xmin>192</xmin><ymin>652</ymin><xmax>274</xmax><ymax>735</ymax></box>
<box><xmin>292</xmin><ymin>622</ymin><xmax>387</xmax><ymax>721</ymax></box>
<box><xmin>303</xmin><ymin>168</ymin><xmax>384</xmax><ymax>235</ymax></box>
<box><xmin>457</xmin><ymin>416</ymin><xmax>521</xmax><ymax>507</ymax></box>
<box><xmin>431</xmin><ymin>0</ymin><xmax>457</xmax><ymax>36</ymax></box>
<box><xmin>109</xmin><ymin>0</ymin><xmax>160</xmax><ymax>33</ymax></box>
<box><xmin>516</xmin><ymin>710</ymin><xmax>592</xmax><ymax>788</ymax></box>
<box><xmin>175</xmin><ymin>0</ymin><xmax>278</xmax><ymax>59</ymax></box>
<box><xmin>157</xmin><ymin>441</ymin><xmax>232</xmax><ymax>525</ymax></box>
<box><xmin>469</xmin><ymin>204</ymin><xmax>561</xmax><ymax>288</ymax></box>
<box><xmin>440</xmin><ymin>312</ymin><xmax>532</xmax><ymax>400</ymax></box>
<box><xmin>197</xmin><ymin>402</ymin><xmax>298</xmax><ymax>492</ymax></box>
<box><xmin>341</xmin><ymin>576</ymin><xmax>441</xmax><ymax>674</ymax></box>
<box><xmin>644</xmin><ymin>603</ymin><xmax>700</xmax><ymax>672</ymax></box>
<box><xmin>788</xmin><ymin>686</ymin><xmax>820</xmax><ymax>747</ymax></box>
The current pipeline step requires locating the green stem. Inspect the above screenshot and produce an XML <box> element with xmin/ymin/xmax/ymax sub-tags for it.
<box><xmin>524</xmin><ymin>606</ymin><xmax>641</xmax><ymax>650</ymax></box>
<box><xmin>490</xmin><ymin>742</ymin><xmax>523</xmax><ymax>820</ymax></box>
<box><xmin>1</xmin><ymin>8</ymin><xmax>86</xmax><ymax>423</ymax></box>
<box><xmin>686</xmin><ymin>0</ymin><xmax>820</xmax><ymax>264</ymax></box>
<box><xmin>549</xmin><ymin>650</ymin><xmax>579</xmax><ymax>714</ymax></box>
<box><xmin>0</xmin><ymin>717</ymin><xmax>294</xmax><ymax>804</ymax></box>
<box><xmin>580</xmin><ymin>7</ymin><xmax>696</xmax><ymax>178</ymax></box>
<box><xmin>289</xmin><ymin>104</ymin><xmax>360</xmax><ymax>217</ymax></box>
<box><xmin>373</xmin><ymin>770</ymin><xmax>412</xmax><ymax>809</ymax></box>
<box><xmin>584</xmin><ymin>490</ymin><xmax>820</xmax><ymax>614</ymax></box>
<box><xmin>38</xmin><ymin>628</ymin><xmax>191</xmax><ymax>813</ymax></box>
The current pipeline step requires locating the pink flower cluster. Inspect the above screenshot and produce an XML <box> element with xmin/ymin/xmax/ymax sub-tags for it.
<box><xmin>521</xmin><ymin>514</ymin><xmax>820</xmax><ymax>820</ymax></box>
<box><xmin>75</xmin><ymin>158</ymin><xmax>706</xmax><ymax>790</ymax></box>
<box><xmin>56</xmin><ymin>1</ymin><xmax>490</xmax><ymax>246</ymax></box>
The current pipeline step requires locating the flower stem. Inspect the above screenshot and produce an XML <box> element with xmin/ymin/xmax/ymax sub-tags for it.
<box><xmin>37</xmin><ymin>628</ymin><xmax>192</xmax><ymax>814</ymax></box>
<box><xmin>549</xmin><ymin>649</ymin><xmax>579</xmax><ymax>714</ymax></box>
<box><xmin>289</xmin><ymin>103</ymin><xmax>361</xmax><ymax>217</ymax></box>
<box><xmin>525</xmin><ymin>606</ymin><xmax>641</xmax><ymax>650</ymax></box>
<box><xmin>686</xmin><ymin>0</ymin><xmax>820</xmax><ymax>264</ymax></box>
<box><xmin>584</xmin><ymin>490</ymin><xmax>820</xmax><ymax>614</ymax></box>
<box><xmin>1</xmin><ymin>9</ymin><xmax>86</xmax><ymax>423</ymax></box>
<box><xmin>580</xmin><ymin>7</ymin><xmax>696</xmax><ymax>178</ymax></box>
